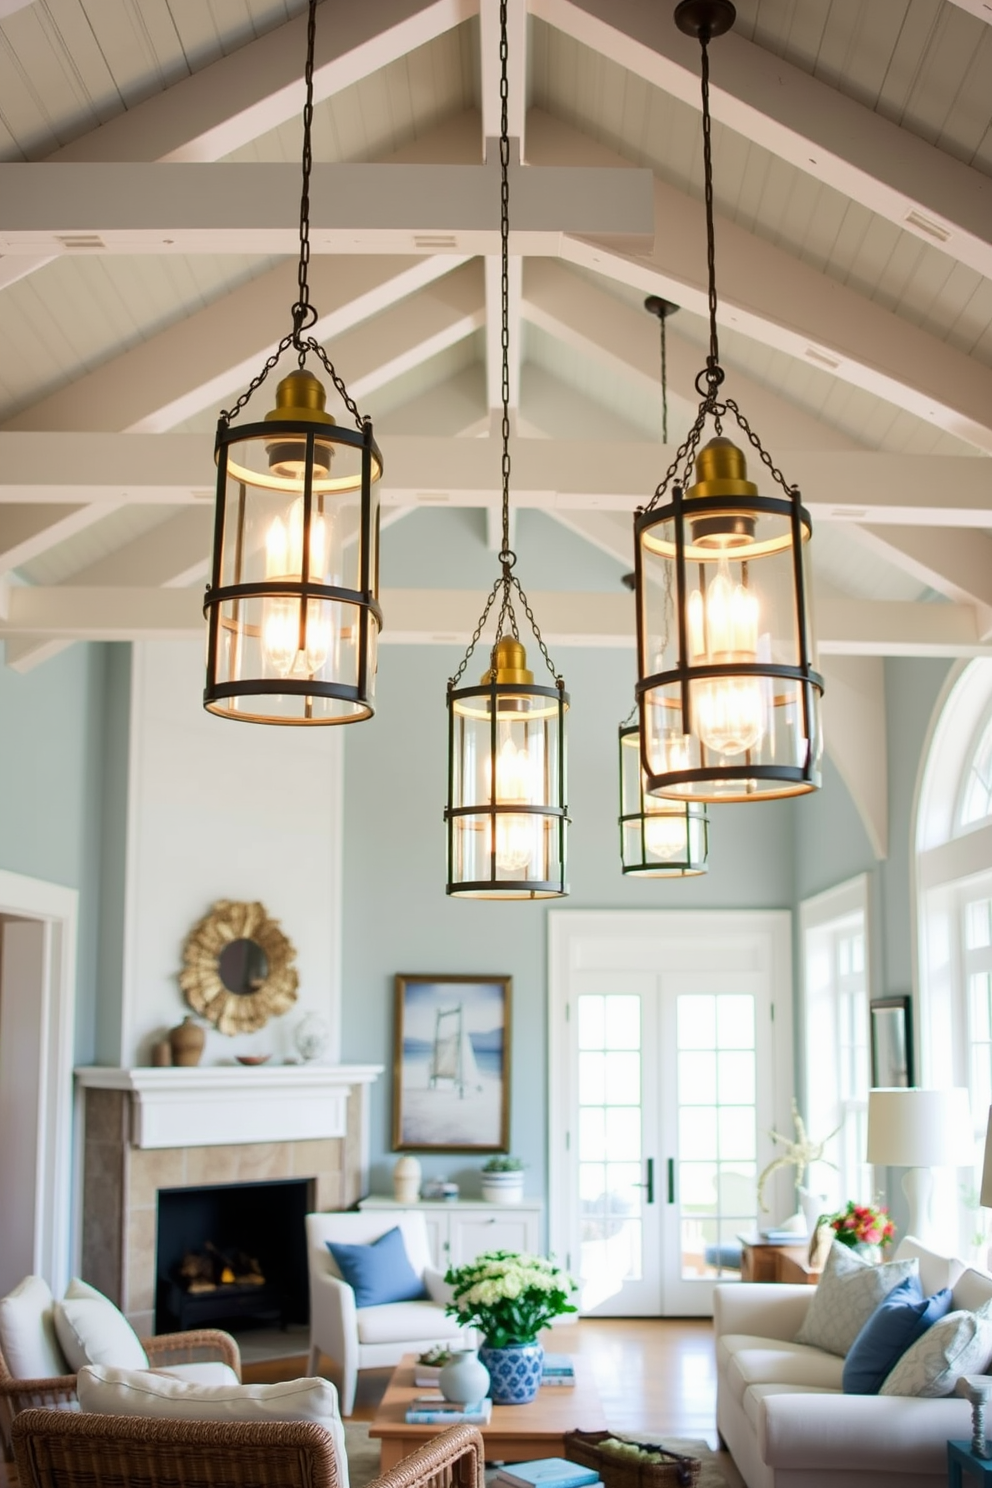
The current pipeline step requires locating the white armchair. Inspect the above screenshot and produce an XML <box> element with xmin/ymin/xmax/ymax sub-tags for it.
<box><xmin>305</xmin><ymin>1211</ymin><xmax>469</xmax><ymax>1416</ymax></box>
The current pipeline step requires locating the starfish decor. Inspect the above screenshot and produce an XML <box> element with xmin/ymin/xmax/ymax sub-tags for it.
<box><xmin>756</xmin><ymin>1098</ymin><xmax>841</xmax><ymax>1212</ymax></box>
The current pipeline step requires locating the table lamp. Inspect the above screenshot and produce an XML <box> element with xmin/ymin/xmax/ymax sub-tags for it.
<box><xmin>866</xmin><ymin>1087</ymin><xmax>974</xmax><ymax>1244</ymax></box>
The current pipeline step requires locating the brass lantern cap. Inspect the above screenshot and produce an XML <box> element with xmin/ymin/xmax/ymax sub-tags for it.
<box><xmin>482</xmin><ymin>636</ymin><xmax>534</xmax><ymax>686</ymax></box>
<box><xmin>264</xmin><ymin>370</ymin><xmax>337</xmax><ymax>427</ymax></box>
<box><xmin>688</xmin><ymin>436</ymin><xmax>759</xmax><ymax>548</ymax></box>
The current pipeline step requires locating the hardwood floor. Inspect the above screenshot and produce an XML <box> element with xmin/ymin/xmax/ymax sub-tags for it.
<box><xmin>0</xmin><ymin>1319</ymin><xmax>744</xmax><ymax>1488</ymax></box>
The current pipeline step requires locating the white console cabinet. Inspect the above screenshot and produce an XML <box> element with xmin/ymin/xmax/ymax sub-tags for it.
<box><xmin>358</xmin><ymin>1196</ymin><xmax>542</xmax><ymax>1269</ymax></box>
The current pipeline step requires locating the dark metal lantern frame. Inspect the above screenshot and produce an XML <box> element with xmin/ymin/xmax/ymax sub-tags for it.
<box><xmin>618</xmin><ymin>722</ymin><xmax>708</xmax><ymax>876</ymax></box>
<box><xmin>205</xmin><ymin>416</ymin><xmax>383</xmax><ymax>724</ymax></box>
<box><xmin>446</xmin><ymin>670</ymin><xmax>569</xmax><ymax>899</ymax></box>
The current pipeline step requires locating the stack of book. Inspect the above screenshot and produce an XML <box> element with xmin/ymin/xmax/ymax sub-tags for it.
<box><xmin>493</xmin><ymin>1459</ymin><xmax>601</xmax><ymax>1488</ymax></box>
<box><xmin>540</xmin><ymin>1354</ymin><xmax>575</xmax><ymax>1387</ymax></box>
<box><xmin>404</xmin><ymin>1394</ymin><xmax>493</xmax><ymax>1425</ymax></box>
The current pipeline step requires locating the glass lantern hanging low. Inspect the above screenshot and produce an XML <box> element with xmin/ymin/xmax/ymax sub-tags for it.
<box><xmin>203</xmin><ymin>0</ymin><xmax>382</xmax><ymax>725</ymax></box>
<box><xmin>444</xmin><ymin>0</ymin><xmax>569</xmax><ymax>899</ymax></box>
<box><xmin>619</xmin><ymin>712</ymin><xmax>708</xmax><ymax>876</ymax></box>
<box><xmin>635</xmin><ymin>0</ymin><xmax>823</xmax><ymax>801</ymax></box>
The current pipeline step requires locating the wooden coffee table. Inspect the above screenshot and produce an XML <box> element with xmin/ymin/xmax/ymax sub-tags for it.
<box><xmin>369</xmin><ymin>1353</ymin><xmax>606</xmax><ymax>1470</ymax></box>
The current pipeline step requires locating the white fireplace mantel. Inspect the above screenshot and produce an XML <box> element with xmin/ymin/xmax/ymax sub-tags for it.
<box><xmin>75</xmin><ymin>1064</ymin><xmax>383</xmax><ymax>1150</ymax></box>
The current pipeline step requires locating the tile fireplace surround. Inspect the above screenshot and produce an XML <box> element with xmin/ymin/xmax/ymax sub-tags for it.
<box><xmin>75</xmin><ymin>1064</ymin><xmax>381</xmax><ymax>1335</ymax></box>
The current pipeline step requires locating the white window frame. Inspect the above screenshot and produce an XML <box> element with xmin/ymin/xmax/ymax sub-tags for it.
<box><xmin>799</xmin><ymin>874</ymin><xmax>872</xmax><ymax>1214</ymax></box>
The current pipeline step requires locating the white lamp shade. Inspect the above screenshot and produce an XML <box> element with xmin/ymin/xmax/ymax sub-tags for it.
<box><xmin>866</xmin><ymin>1087</ymin><xmax>974</xmax><ymax>1167</ymax></box>
<box><xmin>981</xmin><ymin>1107</ymin><xmax>992</xmax><ymax>1208</ymax></box>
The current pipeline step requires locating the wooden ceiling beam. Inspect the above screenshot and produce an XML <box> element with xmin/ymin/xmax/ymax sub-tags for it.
<box><xmin>535</xmin><ymin>0</ymin><xmax>992</xmax><ymax>282</ymax></box>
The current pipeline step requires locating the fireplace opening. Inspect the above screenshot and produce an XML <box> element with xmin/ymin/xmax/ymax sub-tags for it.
<box><xmin>155</xmin><ymin>1178</ymin><xmax>311</xmax><ymax>1334</ymax></box>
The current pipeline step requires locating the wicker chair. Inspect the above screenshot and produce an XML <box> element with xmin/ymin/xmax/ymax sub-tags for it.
<box><xmin>0</xmin><ymin>1329</ymin><xmax>241</xmax><ymax>1461</ymax></box>
<box><xmin>12</xmin><ymin>1410</ymin><xmax>484</xmax><ymax>1488</ymax></box>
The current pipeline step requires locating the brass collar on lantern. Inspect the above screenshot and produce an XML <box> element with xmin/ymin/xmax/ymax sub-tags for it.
<box><xmin>265</xmin><ymin>370</ymin><xmax>336</xmax><ymax>479</ymax></box>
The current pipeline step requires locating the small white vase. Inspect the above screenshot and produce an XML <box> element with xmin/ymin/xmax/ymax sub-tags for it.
<box><xmin>438</xmin><ymin>1349</ymin><xmax>490</xmax><ymax>1405</ymax></box>
<box><xmin>393</xmin><ymin>1155</ymin><xmax>422</xmax><ymax>1204</ymax></box>
<box><xmin>480</xmin><ymin>1171</ymin><xmax>524</xmax><ymax>1204</ymax></box>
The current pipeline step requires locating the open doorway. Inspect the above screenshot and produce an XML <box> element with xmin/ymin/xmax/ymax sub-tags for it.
<box><xmin>0</xmin><ymin>871</ymin><xmax>78</xmax><ymax>1297</ymax></box>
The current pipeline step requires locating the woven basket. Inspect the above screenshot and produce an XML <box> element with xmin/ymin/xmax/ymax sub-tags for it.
<box><xmin>564</xmin><ymin>1429</ymin><xmax>701</xmax><ymax>1488</ymax></box>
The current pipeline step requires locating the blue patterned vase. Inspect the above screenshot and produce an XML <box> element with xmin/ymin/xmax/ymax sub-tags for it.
<box><xmin>479</xmin><ymin>1340</ymin><xmax>544</xmax><ymax>1404</ymax></box>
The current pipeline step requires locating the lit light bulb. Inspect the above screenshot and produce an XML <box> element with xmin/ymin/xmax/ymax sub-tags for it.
<box><xmin>643</xmin><ymin>797</ymin><xmax>688</xmax><ymax>860</ymax></box>
<box><xmin>687</xmin><ymin>556</ymin><xmax>764</xmax><ymax>757</ymax></box>
<box><xmin>263</xmin><ymin>497</ymin><xmax>332</xmax><ymax>677</ymax></box>
<box><xmin>492</xmin><ymin>732</ymin><xmax>536</xmax><ymax>873</ymax></box>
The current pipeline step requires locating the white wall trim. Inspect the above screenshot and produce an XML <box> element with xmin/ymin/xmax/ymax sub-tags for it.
<box><xmin>0</xmin><ymin>869</ymin><xmax>78</xmax><ymax>1295</ymax></box>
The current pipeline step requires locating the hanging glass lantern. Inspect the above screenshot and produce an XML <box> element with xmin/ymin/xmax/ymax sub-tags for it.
<box><xmin>203</xmin><ymin>0</ymin><xmax>382</xmax><ymax>725</ymax></box>
<box><xmin>635</xmin><ymin>0</ymin><xmax>822</xmax><ymax>800</ymax></box>
<box><xmin>619</xmin><ymin>717</ymin><xmax>708</xmax><ymax>876</ymax></box>
<box><xmin>444</xmin><ymin>0</ymin><xmax>569</xmax><ymax>898</ymax></box>
<box><xmin>447</xmin><ymin>637</ymin><xmax>568</xmax><ymax>898</ymax></box>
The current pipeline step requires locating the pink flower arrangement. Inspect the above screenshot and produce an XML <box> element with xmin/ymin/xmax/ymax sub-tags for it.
<box><xmin>828</xmin><ymin>1200</ymin><xmax>895</xmax><ymax>1249</ymax></box>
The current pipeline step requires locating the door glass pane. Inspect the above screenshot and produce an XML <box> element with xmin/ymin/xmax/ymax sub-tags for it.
<box><xmin>677</xmin><ymin>992</ymin><xmax>757</xmax><ymax>1281</ymax></box>
<box><xmin>577</xmin><ymin>992</ymin><xmax>643</xmax><ymax>1309</ymax></box>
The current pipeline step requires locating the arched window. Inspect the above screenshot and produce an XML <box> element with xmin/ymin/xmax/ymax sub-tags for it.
<box><xmin>916</xmin><ymin>660</ymin><xmax>992</xmax><ymax>1260</ymax></box>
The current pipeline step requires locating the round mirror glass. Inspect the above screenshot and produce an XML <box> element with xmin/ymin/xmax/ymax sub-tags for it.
<box><xmin>218</xmin><ymin>937</ymin><xmax>269</xmax><ymax>995</ymax></box>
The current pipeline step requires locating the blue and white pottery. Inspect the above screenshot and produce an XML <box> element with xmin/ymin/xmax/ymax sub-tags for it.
<box><xmin>438</xmin><ymin>1348</ymin><xmax>491</xmax><ymax>1405</ymax></box>
<box><xmin>479</xmin><ymin>1340</ymin><xmax>544</xmax><ymax>1404</ymax></box>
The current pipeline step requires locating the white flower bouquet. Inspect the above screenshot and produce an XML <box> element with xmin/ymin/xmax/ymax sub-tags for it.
<box><xmin>443</xmin><ymin>1249</ymin><xmax>577</xmax><ymax>1347</ymax></box>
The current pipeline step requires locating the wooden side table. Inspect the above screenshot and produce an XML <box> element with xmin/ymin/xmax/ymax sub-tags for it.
<box><xmin>776</xmin><ymin>1251</ymin><xmax>822</xmax><ymax>1285</ymax></box>
<box><xmin>948</xmin><ymin>1438</ymin><xmax>992</xmax><ymax>1486</ymax></box>
<box><xmin>739</xmin><ymin>1236</ymin><xmax>814</xmax><ymax>1283</ymax></box>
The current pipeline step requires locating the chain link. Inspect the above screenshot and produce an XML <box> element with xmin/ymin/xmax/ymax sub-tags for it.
<box><xmin>219</xmin><ymin>0</ymin><xmax>366</xmax><ymax>429</ymax></box>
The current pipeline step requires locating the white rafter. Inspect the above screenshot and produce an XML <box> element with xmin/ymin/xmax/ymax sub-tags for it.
<box><xmin>533</xmin><ymin>0</ymin><xmax>992</xmax><ymax>282</ymax></box>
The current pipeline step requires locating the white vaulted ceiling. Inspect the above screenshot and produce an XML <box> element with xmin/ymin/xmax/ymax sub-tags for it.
<box><xmin>0</xmin><ymin>0</ymin><xmax>991</xmax><ymax>689</ymax></box>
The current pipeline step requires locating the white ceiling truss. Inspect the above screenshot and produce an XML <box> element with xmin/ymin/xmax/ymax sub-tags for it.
<box><xmin>0</xmin><ymin>0</ymin><xmax>990</xmax><ymax>696</ymax></box>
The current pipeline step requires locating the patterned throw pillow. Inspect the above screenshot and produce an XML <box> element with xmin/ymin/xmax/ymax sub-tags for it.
<box><xmin>794</xmin><ymin>1241</ymin><xmax>919</xmax><ymax>1357</ymax></box>
<box><xmin>879</xmin><ymin>1304</ymin><xmax>992</xmax><ymax>1397</ymax></box>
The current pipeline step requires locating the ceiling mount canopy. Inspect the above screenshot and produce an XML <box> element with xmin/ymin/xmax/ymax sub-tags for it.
<box><xmin>203</xmin><ymin>0</ymin><xmax>383</xmax><ymax>726</ymax></box>
<box><xmin>444</xmin><ymin>0</ymin><xmax>569</xmax><ymax>901</ymax></box>
<box><xmin>634</xmin><ymin>0</ymin><xmax>823</xmax><ymax>803</ymax></box>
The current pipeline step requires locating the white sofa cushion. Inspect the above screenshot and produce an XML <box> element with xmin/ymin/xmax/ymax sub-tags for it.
<box><xmin>156</xmin><ymin>1363</ymin><xmax>241</xmax><ymax>1385</ymax></box>
<box><xmin>356</xmin><ymin>1300</ymin><xmax>463</xmax><ymax>1346</ymax></box>
<box><xmin>895</xmin><ymin>1236</ymin><xmax>966</xmax><ymax>1297</ymax></box>
<box><xmin>794</xmin><ymin>1242</ymin><xmax>919</xmax><ymax>1357</ymax></box>
<box><xmin>0</xmin><ymin>1275</ymin><xmax>69</xmax><ymax>1380</ymax></box>
<box><xmin>77</xmin><ymin>1365</ymin><xmax>348</xmax><ymax>1488</ymax></box>
<box><xmin>951</xmin><ymin>1267</ymin><xmax>992</xmax><ymax>1312</ymax></box>
<box><xmin>880</xmin><ymin>1304</ymin><xmax>992</xmax><ymax>1396</ymax></box>
<box><xmin>742</xmin><ymin>1382</ymin><xmax>841</xmax><ymax>1431</ymax></box>
<box><xmin>720</xmin><ymin>1335</ymin><xmax>845</xmax><ymax>1407</ymax></box>
<box><xmin>53</xmin><ymin>1279</ymin><xmax>148</xmax><ymax>1372</ymax></box>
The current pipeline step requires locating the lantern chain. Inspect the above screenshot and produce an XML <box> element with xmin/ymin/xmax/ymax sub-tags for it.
<box><xmin>449</xmin><ymin>0</ymin><xmax>561</xmax><ymax>689</ymax></box>
<box><xmin>218</xmin><ymin>0</ymin><xmax>364</xmax><ymax>431</ymax></box>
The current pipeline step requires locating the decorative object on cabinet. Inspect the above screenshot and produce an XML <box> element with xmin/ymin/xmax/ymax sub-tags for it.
<box><xmin>393</xmin><ymin>974</ymin><xmax>510</xmax><ymax>1152</ymax></box>
<box><xmin>295</xmin><ymin>1010</ymin><xmax>331</xmax><ymax>1063</ymax></box>
<box><xmin>179</xmin><ymin>900</ymin><xmax>298</xmax><ymax>1035</ymax></box>
<box><xmin>393</xmin><ymin>1155</ymin><xmax>423</xmax><ymax>1203</ymax></box>
<box><xmin>756</xmin><ymin>1099</ymin><xmax>838</xmax><ymax>1212</ymax></box>
<box><xmin>151</xmin><ymin>1038</ymin><xmax>172</xmax><ymax>1067</ymax></box>
<box><xmin>480</xmin><ymin>1155</ymin><xmax>525</xmax><ymax>1204</ymax></box>
<box><xmin>168</xmin><ymin>1015</ymin><xmax>205</xmax><ymax>1067</ymax></box>
<box><xmin>869</xmin><ymin>995</ymin><xmax>913</xmax><ymax>1087</ymax></box>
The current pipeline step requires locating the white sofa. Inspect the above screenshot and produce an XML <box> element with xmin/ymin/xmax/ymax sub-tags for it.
<box><xmin>714</xmin><ymin>1237</ymin><xmax>992</xmax><ymax>1488</ymax></box>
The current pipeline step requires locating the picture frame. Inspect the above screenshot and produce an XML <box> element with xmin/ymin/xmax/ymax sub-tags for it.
<box><xmin>870</xmin><ymin>995</ymin><xmax>914</xmax><ymax>1089</ymax></box>
<box><xmin>393</xmin><ymin>974</ymin><xmax>511</xmax><ymax>1153</ymax></box>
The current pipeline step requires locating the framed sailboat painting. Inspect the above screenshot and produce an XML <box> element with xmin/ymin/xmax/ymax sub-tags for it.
<box><xmin>392</xmin><ymin>973</ymin><xmax>511</xmax><ymax>1152</ymax></box>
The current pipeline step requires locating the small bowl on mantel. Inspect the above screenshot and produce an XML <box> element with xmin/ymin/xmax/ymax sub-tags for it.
<box><xmin>234</xmin><ymin>1054</ymin><xmax>271</xmax><ymax>1066</ymax></box>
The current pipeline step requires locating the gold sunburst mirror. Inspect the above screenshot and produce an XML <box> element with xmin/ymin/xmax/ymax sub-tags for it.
<box><xmin>179</xmin><ymin>900</ymin><xmax>299</xmax><ymax>1035</ymax></box>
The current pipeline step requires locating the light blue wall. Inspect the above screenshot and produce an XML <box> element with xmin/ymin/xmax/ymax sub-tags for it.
<box><xmin>95</xmin><ymin>644</ymin><xmax>132</xmax><ymax>1066</ymax></box>
<box><xmin>0</xmin><ymin>641</ymin><xmax>113</xmax><ymax>1065</ymax></box>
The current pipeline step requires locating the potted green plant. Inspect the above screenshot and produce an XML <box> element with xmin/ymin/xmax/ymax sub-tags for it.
<box><xmin>443</xmin><ymin>1249</ymin><xmax>577</xmax><ymax>1403</ymax></box>
<box><xmin>480</xmin><ymin>1154</ymin><xmax>525</xmax><ymax>1204</ymax></box>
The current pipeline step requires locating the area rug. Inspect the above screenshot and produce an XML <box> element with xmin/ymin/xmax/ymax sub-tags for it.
<box><xmin>343</xmin><ymin>1423</ymin><xmax>728</xmax><ymax>1488</ymax></box>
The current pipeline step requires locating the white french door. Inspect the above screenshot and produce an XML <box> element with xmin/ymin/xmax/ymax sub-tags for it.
<box><xmin>549</xmin><ymin>911</ymin><xmax>793</xmax><ymax>1317</ymax></box>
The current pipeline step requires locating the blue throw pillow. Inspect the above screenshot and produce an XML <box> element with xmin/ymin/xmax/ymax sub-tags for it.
<box><xmin>842</xmin><ymin>1277</ymin><xmax>953</xmax><ymax>1394</ymax></box>
<box><xmin>326</xmin><ymin>1227</ymin><xmax>429</xmax><ymax>1308</ymax></box>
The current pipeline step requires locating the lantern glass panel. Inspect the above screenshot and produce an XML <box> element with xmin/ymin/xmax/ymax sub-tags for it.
<box><xmin>619</xmin><ymin>729</ymin><xmax>707</xmax><ymax>874</ymax></box>
<box><xmin>449</xmin><ymin>688</ymin><xmax>566</xmax><ymax>896</ymax></box>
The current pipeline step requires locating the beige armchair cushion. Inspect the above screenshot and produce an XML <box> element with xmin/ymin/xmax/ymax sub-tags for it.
<box><xmin>53</xmin><ymin>1280</ymin><xmax>147</xmax><ymax>1373</ymax></box>
<box><xmin>0</xmin><ymin>1276</ymin><xmax>67</xmax><ymax>1380</ymax></box>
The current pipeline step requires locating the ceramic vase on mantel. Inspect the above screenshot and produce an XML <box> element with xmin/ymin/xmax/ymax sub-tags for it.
<box><xmin>169</xmin><ymin>1015</ymin><xmax>205</xmax><ymax>1067</ymax></box>
<box><xmin>479</xmin><ymin>1340</ymin><xmax>544</xmax><ymax>1404</ymax></box>
<box><xmin>438</xmin><ymin>1348</ymin><xmax>490</xmax><ymax>1406</ymax></box>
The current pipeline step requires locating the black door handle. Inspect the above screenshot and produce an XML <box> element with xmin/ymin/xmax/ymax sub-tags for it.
<box><xmin>667</xmin><ymin>1157</ymin><xmax>676</xmax><ymax>1205</ymax></box>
